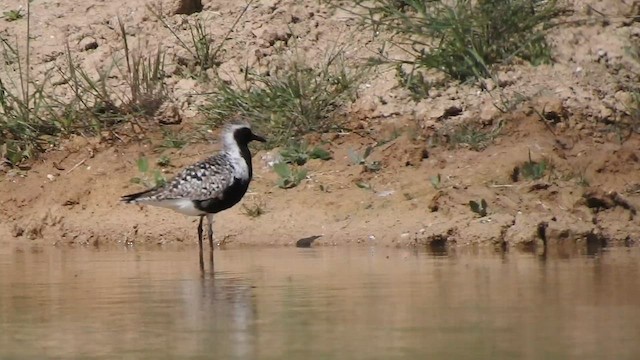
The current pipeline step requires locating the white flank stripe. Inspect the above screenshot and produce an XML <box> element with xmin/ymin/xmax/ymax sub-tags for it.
<box><xmin>137</xmin><ymin>198</ymin><xmax>205</xmax><ymax>217</ymax></box>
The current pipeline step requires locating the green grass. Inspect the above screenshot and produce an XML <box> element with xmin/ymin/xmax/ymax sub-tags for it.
<box><xmin>0</xmin><ymin>4</ymin><xmax>170</xmax><ymax>166</ymax></box>
<box><xmin>148</xmin><ymin>0</ymin><xmax>253</xmax><ymax>79</ymax></box>
<box><xmin>201</xmin><ymin>49</ymin><xmax>365</xmax><ymax>147</ymax></box>
<box><xmin>622</xmin><ymin>39</ymin><xmax>640</xmax><ymax>139</ymax></box>
<box><xmin>2</xmin><ymin>9</ymin><xmax>23</xmax><ymax>22</ymax></box>
<box><xmin>242</xmin><ymin>200</ymin><xmax>266</xmax><ymax>218</ymax></box>
<box><xmin>0</xmin><ymin>2</ymin><xmax>52</xmax><ymax>165</ymax></box>
<box><xmin>335</xmin><ymin>0</ymin><xmax>564</xmax><ymax>84</ymax></box>
<box><xmin>280</xmin><ymin>141</ymin><xmax>332</xmax><ymax>165</ymax></box>
<box><xmin>348</xmin><ymin>145</ymin><xmax>382</xmax><ymax>172</ymax></box>
<box><xmin>273</xmin><ymin>162</ymin><xmax>308</xmax><ymax>189</ymax></box>
<box><xmin>156</xmin><ymin>128</ymin><xmax>188</xmax><ymax>152</ymax></box>
<box><xmin>130</xmin><ymin>156</ymin><xmax>166</xmax><ymax>188</ymax></box>
<box><xmin>469</xmin><ymin>199</ymin><xmax>488</xmax><ymax>217</ymax></box>
<box><xmin>520</xmin><ymin>150</ymin><xmax>548</xmax><ymax>180</ymax></box>
<box><xmin>443</xmin><ymin>120</ymin><xmax>503</xmax><ymax>151</ymax></box>
<box><xmin>429</xmin><ymin>173</ymin><xmax>442</xmax><ymax>189</ymax></box>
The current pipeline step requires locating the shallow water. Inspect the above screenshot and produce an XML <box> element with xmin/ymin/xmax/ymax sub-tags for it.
<box><xmin>1</xmin><ymin>244</ymin><xmax>639</xmax><ymax>359</ymax></box>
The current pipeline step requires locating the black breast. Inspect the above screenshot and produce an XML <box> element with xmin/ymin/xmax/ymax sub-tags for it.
<box><xmin>193</xmin><ymin>177</ymin><xmax>250</xmax><ymax>214</ymax></box>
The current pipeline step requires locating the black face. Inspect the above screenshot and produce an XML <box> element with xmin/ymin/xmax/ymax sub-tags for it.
<box><xmin>234</xmin><ymin>127</ymin><xmax>267</xmax><ymax>146</ymax></box>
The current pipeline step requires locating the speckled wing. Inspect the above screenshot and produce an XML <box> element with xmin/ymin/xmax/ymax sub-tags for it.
<box><xmin>149</xmin><ymin>155</ymin><xmax>234</xmax><ymax>201</ymax></box>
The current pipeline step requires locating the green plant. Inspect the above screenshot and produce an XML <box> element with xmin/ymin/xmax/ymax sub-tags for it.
<box><xmin>355</xmin><ymin>181</ymin><xmax>373</xmax><ymax>191</ymax></box>
<box><xmin>156</xmin><ymin>155</ymin><xmax>171</xmax><ymax>167</ymax></box>
<box><xmin>446</xmin><ymin>120</ymin><xmax>503</xmax><ymax>151</ymax></box>
<box><xmin>469</xmin><ymin>199</ymin><xmax>488</xmax><ymax>217</ymax></box>
<box><xmin>131</xmin><ymin>157</ymin><xmax>166</xmax><ymax>188</ymax></box>
<box><xmin>340</xmin><ymin>0</ymin><xmax>564</xmax><ymax>82</ymax></box>
<box><xmin>1</xmin><ymin>3</ymin><xmax>171</xmax><ymax>167</ymax></box>
<box><xmin>521</xmin><ymin>150</ymin><xmax>547</xmax><ymax>180</ymax></box>
<box><xmin>58</xmin><ymin>19</ymin><xmax>168</xmax><ymax>122</ymax></box>
<box><xmin>115</xmin><ymin>18</ymin><xmax>167</xmax><ymax>115</ymax></box>
<box><xmin>395</xmin><ymin>64</ymin><xmax>431</xmax><ymax>101</ymax></box>
<box><xmin>622</xmin><ymin>37</ymin><xmax>640</xmax><ymax>138</ymax></box>
<box><xmin>2</xmin><ymin>9</ymin><xmax>23</xmax><ymax>22</ymax></box>
<box><xmin>149</xmin><ymin>1</ymin><xmax>253</xmax><ymax>78</ymax></box>
<box><xmin>242</xmin><ymin>201</ymin><xmax>266</xmax><ymax>218</ymax></box>
<box><xmin>429</xmin><ymin>174</ymin><xmax>442</xmax><ymax>189</ymax></box>
<box><xmin>348</xmin><ymin>146</ymin><xmax>382</xmax><ymax>172</ymax></box>
<box><xmin>273</xmin><ymin>162</ymin><xmax>307</xmax><ymax>189</ymax></box>
<box><xmin>576</xmin><ymin>174</ymin><xmax>590</xmax><ymax>187</ymax></box>
<box><xmin>157</xmin><ymin>128</ymin><xmax>188</xmax><ymax>151</ymax></box>
<box><xmin>0</xmin><ymin>2</ymin><xmax>56</xmax><ymax>165</ymax></box>
<box><xmin>280</xmin><ymin>141</ymin><xmax>332</xmax><ymax>165</ymax></box>
<box><xmin>626</xmin><ymin>91</ymin><xmax>640</xmax><ymax>134</ymax></box>
<box><xmin>201</xmin><ymin>48</ymin><xmax>365</xmax><ymax>146</ymax></box>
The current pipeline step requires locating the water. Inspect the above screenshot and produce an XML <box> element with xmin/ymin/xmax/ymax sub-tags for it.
<box><xmin>1</xmin><ymin>244</ymin><xmax>639</xmax><ymax>359</ymax></box>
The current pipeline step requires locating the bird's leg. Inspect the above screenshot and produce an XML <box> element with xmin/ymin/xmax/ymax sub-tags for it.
<box><xmin>198</xmin><ymin>215</ymin><xmax>204</xmax><ymax>272</ymax></box>
<box><xmin>206</xmin><ymin>214</ymin><xmax>214</xmax><ymax>267</ymax></box>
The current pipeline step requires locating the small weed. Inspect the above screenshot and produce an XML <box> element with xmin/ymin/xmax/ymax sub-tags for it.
<box><xmin>447</xmin><ymin>121</ymin><xmax>503</xmax><ymax>151</ymax></box>
<box><xmin>375</xmin><ymin>127</ymin><xmax>403</xmax><ymax>147</ymax></box>
<box><xmin>280</xmin><ymin>141</ymin><xmax>332</xmax><ymax>165</ymax></box>
<box><xmin>429</xmin><ymin>174</ymin><xmax>442</xmax><ymax>189</ymax></box>
<box><xmin>0</xmin><ymin>2</ymin><xmax>171</xmax><ymax>167</ymax></box>
<box><xmin>395</xmin><ymin>64</ymin><xmax>431</xmax><ymax>101</ymax></box>
<box><xmin>624</xmin><ymin>183</ymin><xmax>640</xmax><ymax>195</ymax></box>
<box><xmin>343</xmin><ymin>0</ymin><xmax>564</xmax><ymax>81</ymax></box>
<box><xmin>157</xmin><ymin>128</ymin><xmax>188</xmax><ymax>151</ymax></box>
<box><xmin>521</xmin><ymin>150</ymin><xmax>547</xmax><ymax>180</ymax></box>
<box><xmin>156</xmin><ymin>155</ymin><xmax>171</xmax><ymax>167</ymax></box>
<box><xmin>469</xmin><ymin>199</ymin><xmax>488</xmax><ymax>217</ymax></box>
<box><xmin>273</xmin><ymin>162</ymin><xmax>307</xmax><ymax>189</ymax></box>
<box><xmin>577</xmin><ymin>175</ymin><xmax>590</xmax><ymax>187</ymax></box>
<box><xmin>348</xmin><ymin>146</ymin><xmax>382</xmax><ymax>172</ymax></box>
<box><xmin>355</xmin><ymin>181</ymin><xmax>373</xmax><ymax>191</ymax></box>
<box><xmin>202</xmin><ymin>47</ymin><xmax>365</xmax><ymax>146</ymax></box>
<box><xmin>0</xmin><ymin>3</ymin><xmax>55</xmax><ymax>165</ymax></box>
<box><xmin>561</xmin><ymin>167</ymin><xmax>590</xmax><ymax>187</ymax></box>
<box><xmin>623</xmin><ymin>38</ymin><xmax>640</xmax><ymax>137</ymax></box>
<box><xmin>149</xmin><ymin>1</ymin><xmax>252</xmax><ymax>78</ymax></box>
<box><xmin>115</xmin><ymin>18</ymin><xmax>167</xmax><ymax>115</ymax></box>
<box><xmin>242</xmin><ymin>201</ymin><xmax>266</xmax><ymax>218</ymax></box>
<box><xmin>2</xmin><ymin>9</ymin><xmax>23</xmax><ymax>22</ymax></box>
<box><xmin>131</xmin><ymin>157</ymin><xmax>166</xmax><ymax>188</ymax></box>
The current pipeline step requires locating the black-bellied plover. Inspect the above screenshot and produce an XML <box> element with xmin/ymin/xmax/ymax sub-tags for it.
<box><xmin>121</xmin><ymin>120</ymin><xmax>266</xmax><ymax>270</ymax></box>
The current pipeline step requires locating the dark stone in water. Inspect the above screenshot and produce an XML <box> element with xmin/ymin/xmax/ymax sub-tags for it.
<box><xmin>296</xmin><ymin>235</ymin><xmax>322</xmax><ymax>248</ymax></box>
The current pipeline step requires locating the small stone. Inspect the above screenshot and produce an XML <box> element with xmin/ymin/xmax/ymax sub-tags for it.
<box><xmin>252</xmin><ymin>25</ymin><xmax>292</xmax><ymax>46</ymax></box>
<box><xmin>157</xmin><ymin>0</ymin><xmax>203</xmax><ymax>15</ymax></box>
<box><xmin>79</xmin><ymin>38</ymin><xmax>98</xmax><ymax>51</ymax></box>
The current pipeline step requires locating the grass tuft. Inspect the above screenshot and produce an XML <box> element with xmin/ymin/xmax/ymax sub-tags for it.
<box><xmin>201</xmin><ymin>49</ymin><xmax>365</xmax><ymax>147</ymax></box>
<box><xmin>2</xmin><ymin>9</ymin><xmax>23</xmax><ymax>22</ymax></box>
<box><xmin>442</xmin><ymin>120</ymin><xmax>503</xmax><ymax>151</ymax></box>
<box><xmin>273</xmin><ymin>162</ymin><xmax>308</xmax><ymax>189</ymax></box>
<box><xmin>130</xmin><ymin>156</ymin><xmax>166</xmax><ymax>188</ymax></box>
<box><xmin>520</xmin><ymin>150</ymin><xmax>548</xmax><ymax>180</ymax></box>
<box><xmin>469</xmin><ymin>199</ymin><xmax>488</xmax><ymax>217</ymax></box>
<box><xmin>337</xmin><ymin>0</ymin><xmax>565</xmax><ymax>83</ymax></box>
<box><xmin>1</xmin><ymin>6</ymin><xmax>171</xmax><ymax>166</ymax></box>
<box><xmin>149</xmin><ymin>0</ymin><xmax>254</xmax><ymax>79</ymax></box>
<box><xmin>280</xmin><ymin>141</ymin><xmax>332</xmax><ymax>166</ymax></box>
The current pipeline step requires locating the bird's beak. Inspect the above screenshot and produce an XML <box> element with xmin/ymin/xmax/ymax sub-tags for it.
<box><xmin>252</xmin><ymin>133</ymin><xmax>267</xmax><ymax>143</ymax></box>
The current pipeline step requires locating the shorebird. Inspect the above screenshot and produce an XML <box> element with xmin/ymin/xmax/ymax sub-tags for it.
<box><xmin>121</xmin><ymin>120</ymin><xmax>266</xmax><ymax>270</ymax></box>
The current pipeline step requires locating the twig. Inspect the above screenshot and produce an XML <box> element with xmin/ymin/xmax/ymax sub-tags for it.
<box><xmin>65</xmin><ymin>158</ymin><xmax>87</xmax><ymax>175</ymax></box>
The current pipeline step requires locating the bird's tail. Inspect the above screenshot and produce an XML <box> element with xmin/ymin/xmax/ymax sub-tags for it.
<box><xmin>121</xmin><ymin>189</ymin><xmax>155</xmax><ymax>204</ymax></box>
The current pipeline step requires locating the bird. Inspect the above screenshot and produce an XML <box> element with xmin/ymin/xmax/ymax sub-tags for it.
<box><xmin>121</xmin><ymin>119</ymin><xmax>267</xmax><ymax>270</ymax></box>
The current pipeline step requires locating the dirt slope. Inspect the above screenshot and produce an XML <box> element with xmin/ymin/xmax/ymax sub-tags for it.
<box><xmin>1</xmin><ymin>0</ymin><xmax>639</xmax><ymax>252</ymax></box>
